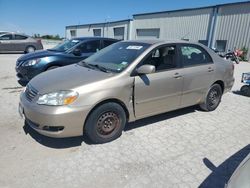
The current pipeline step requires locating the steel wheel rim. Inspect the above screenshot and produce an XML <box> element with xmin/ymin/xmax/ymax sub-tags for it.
<box><xmin>208</xmin><ymin>88</ymin><xmax>220</xmax><ymax>108</ymax></box>
<box><xmin>96</xmin><ymin>111</ymin><xmax>120</xmax><ymax>138</ymax></box>
<box><xmin>28</xmin><ymin>47</ymin><xmax>34</xmax><ymax>52</ymax></box>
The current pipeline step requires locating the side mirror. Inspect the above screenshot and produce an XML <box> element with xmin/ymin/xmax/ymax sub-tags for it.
<box><xmin>212</xmin><ymin>48</ymin><xmax>219</xmax><ymax>53</ymax></box>
<box><xmin>136</xmin><ymin>65</ymin><xmax>155</xmax><ymax>75</ymax></box>
<box><xmin>73</xmin><ymin>49</ymin><xmax>81</xmax><ymax>56</ymax></box>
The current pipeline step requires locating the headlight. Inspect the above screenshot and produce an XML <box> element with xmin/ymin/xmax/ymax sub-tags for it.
<box><xmin>243</xmin><ymin>73</ymin><xmax>250</xmax><ymax>81</ymax></box>
<box><xmin>37</xmin><ymin>90</ymin><xmax>78</xmax><ymax>106</ymax></box>
<box><xmin>22</xmin><ymin>58</ymin><xmax>41</xmax><ymax>66</ymax></box>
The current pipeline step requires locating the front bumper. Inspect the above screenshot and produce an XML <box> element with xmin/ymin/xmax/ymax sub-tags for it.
<box><xmin>19</xmin><ymin>92</ymin><xmax>91</xmax><ymax>138</ymax></box>
<box><xmin>15</xmin><ymin>63</ymin><xmax>44</xmax><ymax>82</ymax></box>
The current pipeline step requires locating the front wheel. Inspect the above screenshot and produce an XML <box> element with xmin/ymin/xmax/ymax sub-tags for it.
<box><xmin>199</xmin><ymin>84</ymin><xmax>222</xmax><ymax>111</ymax></box>
<box><xmin>240</xmin><ymin>85</ymin><xmax>250</xmax><ymax>96</ymax></box>
<box><xmin>84</xmin><ymin>102</ymin><xmax>126</xmax><ymax>144</ymax></box>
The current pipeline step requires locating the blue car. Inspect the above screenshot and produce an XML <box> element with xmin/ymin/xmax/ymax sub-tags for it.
<box><xmin>15</xmin><ymin>37</ymin><xmax>118</xmax><ymax>85</ymax></box>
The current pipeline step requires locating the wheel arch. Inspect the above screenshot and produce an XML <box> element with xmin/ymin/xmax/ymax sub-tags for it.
<box><xmin>213</xmin><ymin>80</ymin><xmax>225</xmax><ymax>93</ymax></box>
<box><xmin>83</xmin><ymin>98</ymin><xmax>130</xmax><ymax>129</ymax></box>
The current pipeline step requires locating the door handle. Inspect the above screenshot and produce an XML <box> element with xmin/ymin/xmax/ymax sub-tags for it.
<box><xmin>208</xmin><ymin>67</ymin><xmax>214</xmax><ymax>72</ymax></box>
<box><xmin>173</xmin><ymin>73</ymin><xmax>182</xmax><ymax>79</ymax></box>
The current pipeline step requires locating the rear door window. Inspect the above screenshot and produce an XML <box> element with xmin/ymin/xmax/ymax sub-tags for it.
<box><xmin>77</xmin><ymin>40</ymin><xmax>101</xmax><ymax>53</ymax></box>
<box><xmin>180</xmin><ymin>45</ymin><xmax>213</xmax><ymax>67</ymax></box>
<box><xmin>103</xmin><ymin>40</ymin><xmax>116</xmax><ymax>48</ymax></box>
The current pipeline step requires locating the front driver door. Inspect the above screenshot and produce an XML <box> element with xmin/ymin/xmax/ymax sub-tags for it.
<box><xmin>134</xmin><ymin>45</ymin><xmax>183</xmax><ymax>119</ymax></box>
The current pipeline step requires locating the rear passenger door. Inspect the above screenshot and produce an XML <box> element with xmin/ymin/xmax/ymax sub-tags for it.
<box><xmin>178</xmin><ymin>44</ymin><xmax>215</xmax><ymax>107</ymax></box>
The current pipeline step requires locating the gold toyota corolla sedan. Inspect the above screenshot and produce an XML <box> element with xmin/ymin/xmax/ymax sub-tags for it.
<box><xmin>19</xmin><ymin>40</ymin><xmax>235</xmax><ymax>143</ymax></box>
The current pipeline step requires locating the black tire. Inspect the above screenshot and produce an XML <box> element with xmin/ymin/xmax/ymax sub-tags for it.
<box><xmin>46</xmin><ymin>66</ymin><xmax>60</xmax><ymax>71</ymax></box>
<box><xmin>84</xmin><ymin>102</ymin><xmax>126</xmax><ymax>144</ymax></box>
<box><xmin>240</xmin><ymin>85</ymin><xmax>250</xmax><ymax>96</ymax></box>
<box><xmin>25</xmin><ymin>46</ymin><xmax>35</xmax><ymax>53</ymax></box>
<box><xmin>199</xmin><ymin>84</ymin><xmax>222</xmax><ymax>111</ymax></box>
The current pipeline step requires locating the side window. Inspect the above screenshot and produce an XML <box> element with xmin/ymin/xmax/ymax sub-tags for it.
<box><xmin>142</xmin><ymin>45</ymin><xmax>177</xmax><ymax>72</ymax></box>
<box><xmin>14</xmin><ymin>35</ymin><xmax>28</xmax><ymax>40</ymax></box>
<box><xmin>77</xmin><ymin>40</ymin><xmax>100</xmax><ymax>53</ymax></box>
<box><xmin>180</xmin><ymin>45</ymin><xmax>212</xmax><ymax>67</ymax></box>
<box><xmin>0</xmin><ymin>34</ymin><xmax>13</xmax><ymax>40</ymax></box>
<box><xmin>103</xmin><ymin>40</ymin><xmax>115</xmax><ymax>48</ymax></box>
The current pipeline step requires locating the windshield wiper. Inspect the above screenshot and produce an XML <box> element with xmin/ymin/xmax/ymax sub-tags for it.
<box><xmin>80</xmin><ymin>62</ymin><xmax>110</xmax><ymax>73</ymax></box>
<box><xmin>90</xmin><ymin>64</ymin><xmax>110</xmax><ymax>73</ymax></box>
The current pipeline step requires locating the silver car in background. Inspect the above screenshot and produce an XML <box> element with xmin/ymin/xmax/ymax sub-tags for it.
<box><xmin>0</xmin><ymin>32</ymin><xmax>43</xmax><ymax>53</ymax></box>
<box><xmin>19</xmin><ymin>40</ymin><xmax>235</xmax><ymax>144</ymax></box>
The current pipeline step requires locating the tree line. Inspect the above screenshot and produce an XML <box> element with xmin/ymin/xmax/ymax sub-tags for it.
<box><xmin>33</xmin><ymin>34</ymin><xmax>62</xmax><ymax>40</ymax></box>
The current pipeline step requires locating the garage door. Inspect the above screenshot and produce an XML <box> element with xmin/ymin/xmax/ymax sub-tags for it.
<box><xmin>136</xmin><ymin>29</ymin><xmax>160</xmax><ymax>39</ymax></box>
<box><xmin>114</xmin><ymin>27</ymin><xmax>125</xmax><ymax>40</ymax></box>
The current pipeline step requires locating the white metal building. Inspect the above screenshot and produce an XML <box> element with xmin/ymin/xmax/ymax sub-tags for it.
<box><xmin>65</xmin><ymin>19</ymin><xmax>132</xmax><ymax>40</ymax></box>
<box><xmin>65</xmin><ymin>1</ymin><xmax>250</xmax><ymax>58</ymax></box>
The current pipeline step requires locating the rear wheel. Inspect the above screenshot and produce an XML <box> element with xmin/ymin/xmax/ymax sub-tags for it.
<box><xmin>199</xmin><ymin>84</ymin><xmax>222</xmax><ymax>111</ymax></box>
<box><xmin>84</xmin><ymin>102</ymin><xmax>126</xmax><ymax>144</ymax></box>
<box><xmin>25</xmin><ymin>46</ymin><xmax>35</xmax><ymax>53</ymax></box>
<box><xmin>240</xmin><ymin>85</ymin><xmax>250</xmax><ymax>96</ymax></box>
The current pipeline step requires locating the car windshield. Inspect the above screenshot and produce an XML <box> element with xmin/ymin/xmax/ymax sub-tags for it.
<box><xmin>79</xmin><ymin>42</ymin><xmax>150</xmax><ymax>73</ymax></box>
<box><xmin>50</xmin><ymin>39</ymin><xmax>80</xmax><ymax>52</ymax></box>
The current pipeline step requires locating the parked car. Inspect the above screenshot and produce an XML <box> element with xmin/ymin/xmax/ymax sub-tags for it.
<box><xmin>0</xmin><ymin>31</ymin><xmax>8</xmax><ymax>35</ymax></box>
<box><xmin>225</xmin><ymin>153</ymin><xmax>250</xmax><ymax>188</ymax></box>
<box><xmin>15</xmin><ymin>37</ymin><xmax>118</xmax><ymax>85</ymax></box>
<box><xmin>0</xmin><ymin>32</ymin><xmax>43</xmax><ymax>53</ymax></box>
<box><xmin>19</xmin><ymin>40</ymin><xmax>235</xmax><ymax>143</ymax></box>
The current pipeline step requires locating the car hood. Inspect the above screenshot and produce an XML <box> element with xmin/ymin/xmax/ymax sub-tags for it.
<box><xmin>29</xmin><ymin>64</ymin><xmax>115</xmax><ymax>94</ymax></box>
<box><xmin>17</xmin><ymin>49</ymin><xmax>64</xmax><ymax>61</ymax></box>
<box><xmin>226</xmin><ymin>153</ymin><xmax>250</xmax><ymax>188</ymax></box>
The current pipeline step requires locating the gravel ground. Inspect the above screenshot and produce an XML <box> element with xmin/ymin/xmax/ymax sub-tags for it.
<box><xmin>0</xmin><ymin>53</ymin><xmax>249</xmax><ymax>188</ymax></box>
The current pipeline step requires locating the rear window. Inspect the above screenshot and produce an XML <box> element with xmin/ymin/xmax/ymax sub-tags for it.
<box><xmin>180</xmin><ymin>45</ymin><xmax>213</xmax><ymax>66</ymax></box>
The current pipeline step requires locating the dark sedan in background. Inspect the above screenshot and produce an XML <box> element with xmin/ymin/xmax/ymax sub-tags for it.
<box><xmin>15</xmin><ymin>37</ymin><xmax>118</xmax><ymax>85</ymax></box>
<box><xmin>0</xmin><ymin>32</ymin><xmax>43</xmax><ymax>53</ymax></box>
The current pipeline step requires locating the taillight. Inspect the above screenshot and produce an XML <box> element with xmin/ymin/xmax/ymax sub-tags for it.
<box><xmin>37</xmin><ymin>39</ymin><xmax>42</xmax><ymax>44</ymax></box>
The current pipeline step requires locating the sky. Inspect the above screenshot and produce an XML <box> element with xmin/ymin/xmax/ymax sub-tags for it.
<box><xmin>0</xmin><ymin>0</ymin><xmax>248</xmax><ymax>37</ymax></box>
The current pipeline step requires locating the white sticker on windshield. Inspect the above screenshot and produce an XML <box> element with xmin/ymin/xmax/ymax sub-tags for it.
<box><xmin>72</xmin><ymin>40</ymin><xmax>79</xmax><ymax>43</ymax></box>
<box><xmin>126</xmin><ymin>46</ymin><xmax>143</xmax><ymax>50</ymax></box>
<box><xmin>121</xmin><ymin>61</ymin><xmax>128</xmax><ymax>65</ymax></box>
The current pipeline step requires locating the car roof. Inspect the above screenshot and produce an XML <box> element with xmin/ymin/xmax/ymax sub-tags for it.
<box><xmin>72</xmin><ymin>37</ymin><xmax>119</xmax><ymax>41</ymax></box>
<box><xmin>120</xmin><ymin>39</ymin><xmax>192</xmax><ymax>45</ymax></box>
<box><xmin>0</xmin><ymin>32</ymin><xmax>30</xmax><ymax>37</ymax></box>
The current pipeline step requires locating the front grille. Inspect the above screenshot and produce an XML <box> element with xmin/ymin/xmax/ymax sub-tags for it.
<box><xmin>25</xmin><ymin>84</ymin><xmax>38</xmax><ymax>101</ymax></box>
<box><xmin>16</xmin><ymin>60</ymin><xmax>24</xmax><ymax>68</ymax></box>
